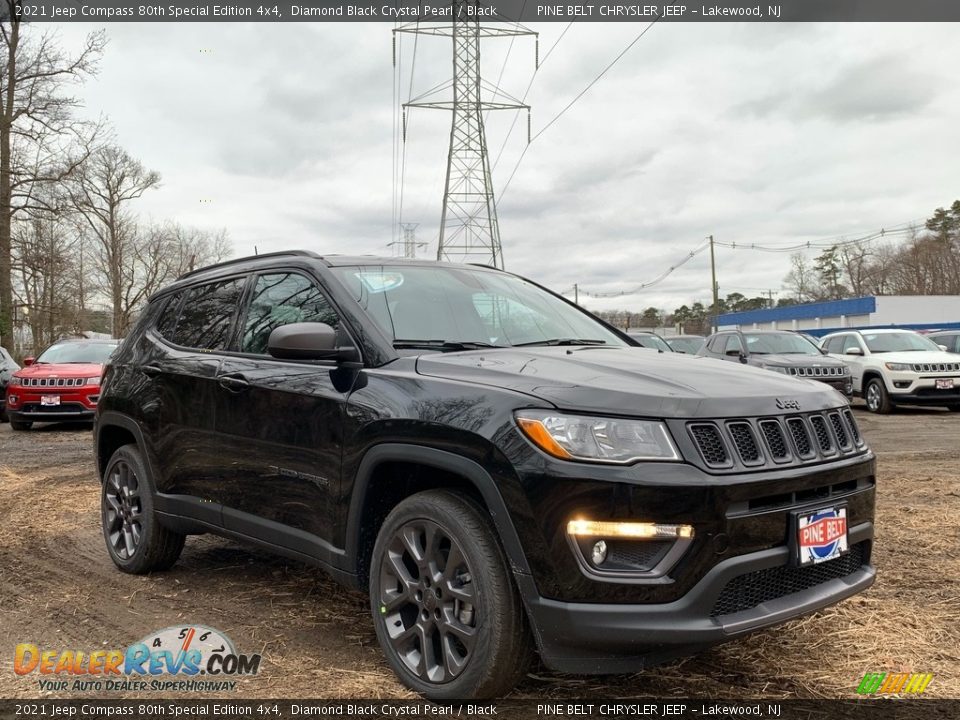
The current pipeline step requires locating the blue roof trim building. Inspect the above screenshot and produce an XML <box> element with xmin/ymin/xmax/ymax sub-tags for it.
<box><xmin>716</xmin><ymin>296</ymin><xmax>877</xmax><ymax>326</ymax></box>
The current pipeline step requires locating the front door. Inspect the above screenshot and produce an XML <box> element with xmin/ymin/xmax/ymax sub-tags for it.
<box><xmin>214</xmin><ymin>271</ymin><xmax>357</xmax><ymax>556</ymax></box>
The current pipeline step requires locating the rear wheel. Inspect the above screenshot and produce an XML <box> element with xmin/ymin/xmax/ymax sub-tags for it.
<box><xmin>369</xmin><ymin>490</ymin><xmax>532</xmax><ymax>700</ymax></box>
<box><xmin>864</xmin><ymin>378</ymin><xmax>893</xmax><ymax>414</ymax></box>
<box><xmin>10</xmin><ymin>420</ymin><xmax>32</xmax><ymax>431</ymax></box>
<box><xmin>101</xmin><ymin>444</ymin><xmax>185</xmax><ymax>574</ymax></box>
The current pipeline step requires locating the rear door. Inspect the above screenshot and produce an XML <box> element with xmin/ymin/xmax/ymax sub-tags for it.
<box><xmin>144</xmin><ymin>276</ymin><xmax>247</xmax><ymax>520</ymax></box>
<box><xmin>213</xmin><ymin>270</ymin><xmax>359</xmax><ymax>555</ymax></box>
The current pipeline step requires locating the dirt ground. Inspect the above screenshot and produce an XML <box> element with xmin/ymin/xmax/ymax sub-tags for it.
<box><xmin>1</xmin><ymin>402</ymin><xmax>958</xmax><ymax>700</ymax></box>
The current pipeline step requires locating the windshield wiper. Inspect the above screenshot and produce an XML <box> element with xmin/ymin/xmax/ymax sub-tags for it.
<box><xmin>393</xmin><ymin>339</ymin><xmax>505</xmax><ymax>351</ymax></box>
<box><xmin>512</xmin><ymin>338</ymin><xmax>608</xmax><ymax>347</ymax></box>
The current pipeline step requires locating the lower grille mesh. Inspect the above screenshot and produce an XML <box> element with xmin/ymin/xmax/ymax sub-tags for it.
<box><xmin>711</xmin><ymin>543</ymin><xmax>866</xmax><ymax>617</ymax></box>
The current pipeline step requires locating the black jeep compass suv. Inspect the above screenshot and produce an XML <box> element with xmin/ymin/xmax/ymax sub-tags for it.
<box><xmin>95</xmin><ymin>251</ymin><xmax>876</xmax><ymax>699</ymax></box>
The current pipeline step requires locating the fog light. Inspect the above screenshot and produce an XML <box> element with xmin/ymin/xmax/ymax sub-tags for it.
<box><xmin>8</xmin><ymin>395</ymin><xmax>17</xmax><ymax>406</ymax></box>
<box><xmin>567</xmin><ymin>519</ymin><xmax>694</xmax><ymax>539</ymax></box>
<box><xmin>591</xmin><ymin>540</ymin><xmax>608</xmax><ymax>565</ymax></box>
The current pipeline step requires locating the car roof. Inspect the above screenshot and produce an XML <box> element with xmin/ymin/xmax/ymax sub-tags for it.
<box><xmin>159</xmin><ymin>251</ymin><xmax>506</xmax><ymax>298</ymax></box>
<box><xmin>48</xmin><ymin>338</ymin><xmax>118</xmax><ymax>344</ymax></box>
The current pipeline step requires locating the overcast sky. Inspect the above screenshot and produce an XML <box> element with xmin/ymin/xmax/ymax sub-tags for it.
<box><xmin>55</xmin><ymin>21</ymin><xmax>960</xmax><ymax>314</ymax></box>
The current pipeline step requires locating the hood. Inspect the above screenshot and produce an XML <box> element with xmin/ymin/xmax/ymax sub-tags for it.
<box><xmin>748</xmin><ymin>354</ymin><xmax>846</xmax><ymax>368</ymax></box>
<box><xmin>416</xmin><ymin>347</ymin><xmax>845</xmax><ymax>418</ymax></box>
<box><xmin>14</xmin><ymin>362</ymin><xmax>104</xmax><ymax>379</ymax></box>
<box><xmin>867</xmin><ymin>350</ymin><xmax>959</xmax><ymax>364</ymax></box>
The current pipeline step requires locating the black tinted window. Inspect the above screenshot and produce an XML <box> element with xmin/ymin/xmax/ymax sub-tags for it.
<box><xmin>156</xmin><ymin>293</ymin><xmax>184</xmax><ymax>339</ymax></box>
<box><xmin>241</xmin><ymin>273</ymin><xmax>340</xmax><ymax>355</ymax></box>
<box><xmin>171</xmin><ymin>278</ymin><xmax>245</xmax><ymax>350</ymax></box>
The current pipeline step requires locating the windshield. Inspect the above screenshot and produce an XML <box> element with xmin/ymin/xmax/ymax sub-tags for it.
<box><xmin>743</xmin><ymin>333</ymin><xmax>822</xmax><ymax>356</ymax></box>
<box><xmin>36</xmin><ymin>342</ymin><xmax>118</xmax><ymax>364</ymax></box>
<box><xmin>862</xmin><ymin>332</ymin><xmax>940</xmax><ymax>353</ymax></box>
<box><xmin>631</xmin><ymin>333</ymin><xmax>672</xmax><ymax>352</ymax></box>
<box><xmin>331</xmin><ymin>265</ymin><xmax>628</xmax><ymax>349</ymax></box>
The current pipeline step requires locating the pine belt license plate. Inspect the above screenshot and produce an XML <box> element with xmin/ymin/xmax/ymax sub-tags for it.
<box><xmin>936</xmin><ymin>379</ymin><xmax>954</xmax><ymax>390</ymax></box>
<box><xmin>41</xmin><ymin>395</ymin><xmax>61</xmax><ymax>406</ymax></box>
<box><xmin>795</xmin><ymin>506</ymin><xmax>848</xmax><ymax>566</ymax></box>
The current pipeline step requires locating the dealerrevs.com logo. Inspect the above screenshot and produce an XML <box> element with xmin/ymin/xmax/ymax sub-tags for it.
<box><xmin>14</xmin><ymin>625</ymin><xmax>260</xmax><ymax>692</ymax></box>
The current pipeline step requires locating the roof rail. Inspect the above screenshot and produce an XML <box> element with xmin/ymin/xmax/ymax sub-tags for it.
<box><xmin>177</xmin><ymin>250</ymin><xmax>323</xmax><ymax>280</ymax></box>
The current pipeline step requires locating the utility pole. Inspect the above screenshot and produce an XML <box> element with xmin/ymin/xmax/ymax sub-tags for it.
<box><xmin>396</xmin><ymin>4</ymin><xmax>536</xmax><ymax>269</ymax></box>
<box><xmin>573</xmin><ymin>283</ymin><xmax>579</xmax><ymax>305</ymax></box>
<box><xmin>709</xmin><ymin>234</ymin><xmax>719</xmax><ymax>332</ymax></box>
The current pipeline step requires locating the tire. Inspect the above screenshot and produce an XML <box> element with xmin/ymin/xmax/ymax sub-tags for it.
<box><xmin>369</xmin><ymin>490</ymin><xmax>533</xmax><ymax>700</ymax></box>
<box><xmin>948</xmin><ymin>404</ymin><xmax>960</xmax><ymax>412</ymax></box>
<box><xmin>101</xmin><ymin>444</ymin><xmax>185</xmax><ymax>574</ymax></box>
<box><xmin>10</xmin><ymin>420</ymin><xmax>32</xmax><ymax>431</ymax></box>
<box><xmin>864</xmin><ymin>378</ymin><xmax>893</xmax><ymax>414</ymax></box>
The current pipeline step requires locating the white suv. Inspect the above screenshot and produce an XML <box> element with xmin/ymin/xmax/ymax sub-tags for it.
<box><xmin>822</xmin><ymin>329</ymin><xmax>960</xmax><ymax>413</ymax></box>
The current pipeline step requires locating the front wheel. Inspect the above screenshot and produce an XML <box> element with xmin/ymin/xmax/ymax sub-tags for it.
<box><xmin>369</xmin><ymin>490</ymin><xmax>532</xmax><ymax>700</ymax></box>
<box><xmin>10</xmin><ymin>420</ymin><xmax>32</xmax><ymax>431</ymax></box>
<box><xmin>101</xmin><ymin>444</ymin><xmax>185</xmax><ymax>574</ymax></box>
<box><xmin>864</xmin><ymin>378</ymin><xmax>893</xmax><ymax>414</ymax></box>
<box><xmin>948</xmin><ymin>404</ymin><xmax>960</xmax><ymax>413</ymax></box>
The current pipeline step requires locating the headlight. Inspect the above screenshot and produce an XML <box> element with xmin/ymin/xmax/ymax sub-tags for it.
<box><xmin>86</xmin><ymin>376</ymin><xmax>101</xmax><ymax>386</ymax></box>
<box><xmin>884</xmin><ymin>362</ymin><xmax>912</xmax><ymax>372</ymax></box>
<box><xmin>8</xmin><ymin>376</ymin><xmax>21</xmax><ymax>386</ymax></box>
<box><xmin>761</xmin><ymin>364</ymin><xmax>789</xmax><ymax>374</ymax></box>
<box><xmin>515</xmin><ymin>410</ymin><xmax>680</xmax><ymax>463</ymax></box>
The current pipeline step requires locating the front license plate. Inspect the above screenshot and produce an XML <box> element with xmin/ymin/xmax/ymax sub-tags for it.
<box><xmin>40</xmin><ymin>395</ymin><xmax>61</xmax><ymax>407</ymax></box>
<box><xmin>797</xmin><ymin>506</ymin><xmax>848</xmax><ymax>566</ymax></box>
<box><xmin>936</xmin><ymin>379</ymin><xmax>954</xmax><ymax>390</ymax></box>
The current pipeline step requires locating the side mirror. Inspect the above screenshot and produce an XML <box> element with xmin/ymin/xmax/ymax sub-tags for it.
<box><xmin>938</xmin><ymin>344</ymin><xmax>949</xmax><ymax>352</ymax></box>
<box><xmin>844</xmin><ymin>347</ymin><xmax>864</xmax><ymax>356</ymax></box>
<box><xmin>267</xmin><ymin>322</ymin><xmax>357</xmax><ymax>363</ymax></box>
<box><xmin>724</xmin><ymin>349</ymin><xmax>742</xmax><ymax>358</ymax></box>
<box><xmin>23</xmin><ymin>356</ymin><xmax>35</xmax><ymax>366</ymax></box>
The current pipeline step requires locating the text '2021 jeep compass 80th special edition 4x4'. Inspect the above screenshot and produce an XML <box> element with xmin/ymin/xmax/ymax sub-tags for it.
<box><xmin>95</xmin><ymin>252</ymin><xmax>876</xmax><ymax>699</ymax></box>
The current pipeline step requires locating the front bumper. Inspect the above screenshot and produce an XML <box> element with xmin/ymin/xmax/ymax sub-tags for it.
<box><xmin>6</xmin><ymin>386</ymin><xmax>99</xmax><ymax>423</ymax></box>
<box><xmin>7</xmin><ymin>404</ymin><xmax>96</xmax><ymax>423</ymax></box>
<box><xmin>522</xmin><ymin>522</ymin><xmax>874</xmax><ymax>673</ymax></box>
<box><xmin>885</xmin><ymin>372</ymin><xmax>960</xmax><ymax>404</ymax></box>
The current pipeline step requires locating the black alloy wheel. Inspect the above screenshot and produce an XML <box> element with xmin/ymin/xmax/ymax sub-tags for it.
<box><xmin>101</xmin><ymin>445</ymin><xmax>185</xmax><ymax>574</ymax></box>
<box><xmin>379</xmin><ymin>519</ymin><xmax>478</xmax><ymax>683</ymax></box>
<box><xmin>370</xmin><ymin>490</ymin><xmax>532</xmax><ymax>699</ymax></box>
<box><xmin>104</xmin><ymin>458</ymin><xmax>144</xmax><ymax>561</ymax></box>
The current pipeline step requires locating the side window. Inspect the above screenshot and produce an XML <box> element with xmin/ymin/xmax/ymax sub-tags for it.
<box><xmin>241</xmin><ymin>273</ymin><xmax>341</xmax><ymax>355</ymax></box>
<box><xmin>841</xmin><ymin>335</ymin><xmax>861</xmax><ymax>353</ymax></box>
<box><xmin>171</xmin><ymin>278</ymin><xmax>246</xmax><ymax>350</ymax></box>
<box><xmin>723</xmin><ymin>335</ymin><xmax>744</xmax><ymax>355</ymax></box>
<box><xmin>707</xmin><ymin>335</ymin><xmax>724</xmax><ymax>353</ymax></box>
<box><xmin>823</xmin><ymin>336</ymin><xmax>841</xmax><ymax>353</ymax></box>
<box><xmin>156</xmin><ymin>293</ymin><xmax>184</xmax><ymax>340</ymax></box>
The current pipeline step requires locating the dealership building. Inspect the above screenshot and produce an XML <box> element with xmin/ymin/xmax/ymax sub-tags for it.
<box><xmin>716</xmin><ymin>295</ymin><xmax>960</xmax><ymax>337</ymax></box>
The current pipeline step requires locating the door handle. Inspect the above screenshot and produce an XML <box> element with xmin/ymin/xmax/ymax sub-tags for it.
<box><xmin>217</xmin><ymin>375</ymin><xmax>250</xmax><ymax>392</ymax></box>
<box><xmin>141</xmin><ymin>365</ymin><xmax>162</xmax><ymax>378</ymax></box>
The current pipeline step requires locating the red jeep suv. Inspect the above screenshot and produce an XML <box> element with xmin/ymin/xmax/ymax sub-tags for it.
<box><xmin>6</xmin><ymin>339</ymin><xmax>118</xmax><ymax>431</ymax></box>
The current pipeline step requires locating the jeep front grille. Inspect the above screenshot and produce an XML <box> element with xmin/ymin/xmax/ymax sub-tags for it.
<box><xmin>20</xmin><ymin>377</ymin><xmax>85</xmax><ymax>387</ymax></box>
<box><xmin>911</xmin><ymin>362</ymin><xmax>959</xmax><ymax>373</ymax></box>
<box><xmin>685</xmin><ymin>410</ymin><xmax>866</xmax><ymax>472</ymax></box>
<box><xmin>787</xmin><ymin>366</ymin><xmax>846</xmax><ymax>377</ymax></box>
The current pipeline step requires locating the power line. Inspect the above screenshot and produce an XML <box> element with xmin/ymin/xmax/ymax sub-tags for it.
<box><xmin>711</xmin><ymin>220</ymin><xmax>924</xmax><ymax>253</ymax></box>
<box><xmin>397</xmin><ymin>19</ymin><xmax>420</xmax><ymax>230</ymax></box>
<box><xmin>491</xmin><ymin>21</ymin><xmax>573</xmax><ymax>172</ymax></box>
<box><xmin>496</xmin><ymin>19</ymin><xmax>661</xmax><ymax>207</ymax></box>
<box><xmin>560</xmin><ymin>239</ymin><xmax>711</xmax><ymax>299</ymax></box>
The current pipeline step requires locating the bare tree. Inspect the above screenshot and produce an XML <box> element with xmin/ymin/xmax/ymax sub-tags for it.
<box><xmin>0</xmin><ymin>12</ymin><xmax>105</xmax><ymax>346</ymax></box>
<box><xmin>782</xmin><ymin>252</ymin><xmax>819</xmax><ymax>302</ymax></box>
<box><xmin>69</xmin><ymin>145</ymin><xmax>160</xmax><ymax>335</ymax></box>
<box><xmin>11</xmin><ymin>212</ymin><xmax>81</xmax><ymax>350</ymax></box>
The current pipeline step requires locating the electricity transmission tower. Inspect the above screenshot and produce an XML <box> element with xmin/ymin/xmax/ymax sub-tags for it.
<box><xmin>395</xmin><ymin>3</ymin><xmax>536</xmax><ymax>269</ymax></box>
<box><xmin>389</xmin><ymin>222</ymin><xmax>426</xmax><ymax>259</ymax></box>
